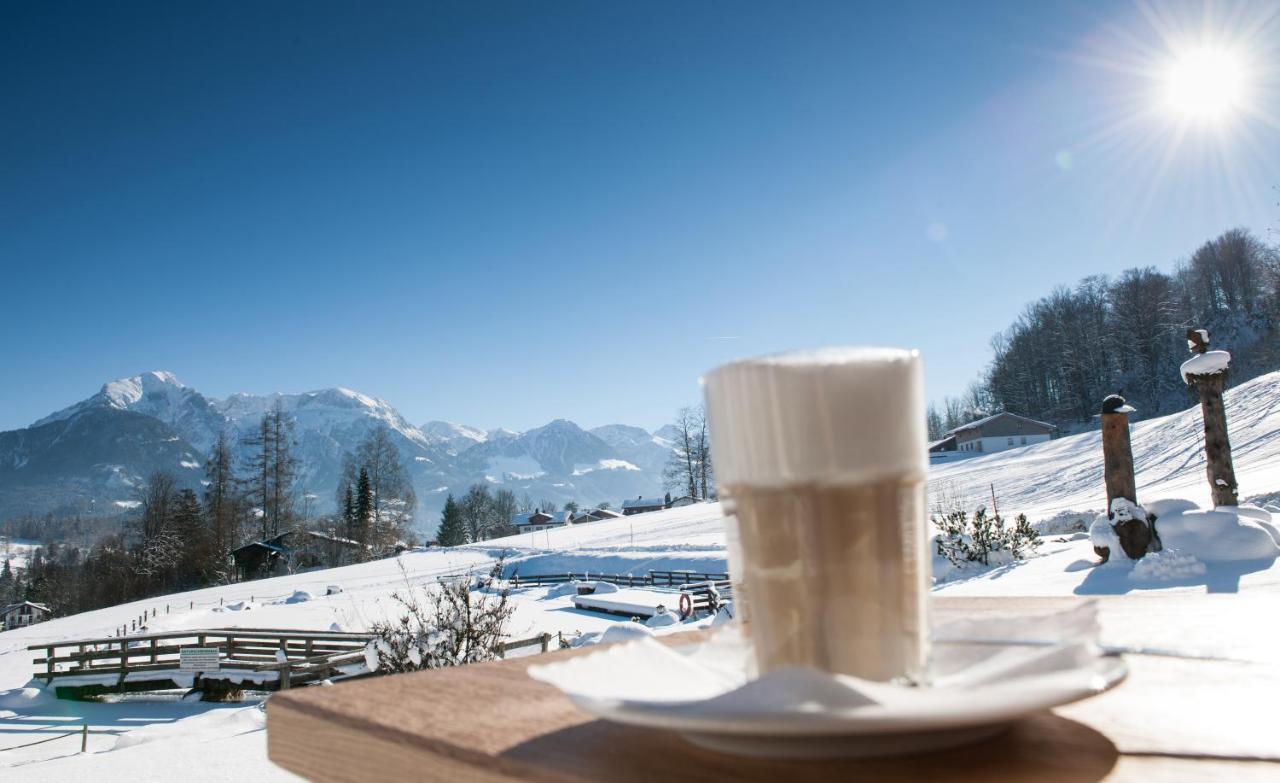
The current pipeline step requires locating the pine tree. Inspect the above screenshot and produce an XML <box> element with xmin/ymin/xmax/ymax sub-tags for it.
<box><xmin>0</xmin><ymin>558</ymin><xmax>13</xmax><ymax>605</ymax></box>
<box><xmin>356</xmin><ymin>468</ymin><xmax>374</xmax><ymax>559</ymax></box>
<box><xmin>342</xmin><ymin>485</ymin><xmax>357</xmax><ymax>541</ymax></box>
<box><xmin>172</xmin><ymin>489</ymin><xmax>207</xmax><ymax>588</ymax></box>
<box><xmin>436</xmin><ymin>495</ymin><xmax>468</xmax><ymax>547</ymax></box>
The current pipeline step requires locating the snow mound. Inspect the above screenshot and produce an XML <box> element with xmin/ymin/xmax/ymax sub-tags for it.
<box><xmin>644</xmin><ymin>608</ymin><xmax>681</xmax><ymax>628</ymax></box>
<box><xmin>1155</xmin><ymin>504</ymin><xmax>1280</xmax><ymax>561</ymax></box>
<box><xmin>591</xmin><ymin>581</ymin><xmax>619</xmax><ymax>595</ymax></box>
<box><xmin>543</xmin><ymin>581</ymin><xmax>583</xmax><ymax>599</ymax></box>
<box><xmin>216</xmin><ymin>600</ymin><xmax>255</xmax><ymax>612</ymax></box>
<box><xmin>274</xmin><ymin>590</ymin><xmax>314</xmax><ymax>605</ymax></box>
<box><xmin>326</xmin><ymin>585</ymin><xmax>343</xmax><ymax>595</ymax></box>
<box><xmin>1130</xmin><ymin>549</ymin><xmax>1207</xmax><ymax>582</ymax></box>
<box><xmin>0</xmin><ymin>685</ymin><xmax>52</xmax><ymax>710</ymax></box>
<box><xmin>1033</xmin><ymin>510</ymin><xmax>1093</xmax><ymax>535</ymax></box>
<box><xmin>572</xmin><ymin>622</ymin><xmax>656</xmax><ymax>648</ymax></box>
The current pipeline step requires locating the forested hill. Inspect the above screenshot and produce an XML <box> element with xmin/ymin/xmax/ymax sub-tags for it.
<box><xmin>931</xmin><ymin>227</ymin><xmax>1280</xmax><ymax>436</ymax></box>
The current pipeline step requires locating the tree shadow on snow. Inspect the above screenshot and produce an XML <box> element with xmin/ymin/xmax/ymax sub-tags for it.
<box><xmin>1073</xmin><ymin>556</ymin><xmax>1277</xmax><ymax>595</ymax></box>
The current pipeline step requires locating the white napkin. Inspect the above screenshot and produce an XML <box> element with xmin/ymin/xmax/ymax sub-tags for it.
<box><xmin>528</xmin><ymin>602</ymin><xmax>1103</xmax><ymax>715</ymax></box>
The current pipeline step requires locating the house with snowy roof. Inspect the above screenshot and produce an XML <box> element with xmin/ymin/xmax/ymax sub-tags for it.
<box><xmin>934</xmin><ymin>412</ymin><xmax>1056</xmax><ymax>456</ymax></box>
<box><xmin>2</xmin><ymin>601</ymin><xmax>51</xmax><ymax>631</ymax></box>
<box><xmin>512</xmin><ymin>510</ymin><xmax>571</xmax><ymax>532</ymax></box>
<box><xmin>571</xmin><ymin>507</ymin><xmax>623</xmax><ymax>524</ymax></box>
<box><xmin>622</xmin><ymin>496</ymin><xmax>666</xmax><ymax>516</ymax></box>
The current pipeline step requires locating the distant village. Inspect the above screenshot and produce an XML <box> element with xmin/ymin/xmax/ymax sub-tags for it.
<box><xmin>219</xmin><ymin>493</ymin><xmax>705</xmax><ymax>586</ymax></box>
<box><xmin>510</xmin><ymin>493</ymin><xmax>701</xmax><ymax>533</ymax></box>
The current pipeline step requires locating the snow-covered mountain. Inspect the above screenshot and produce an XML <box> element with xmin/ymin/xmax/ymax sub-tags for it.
<box><xmin>420</xmin><ymin>420</ymin><xmax>488</xmax><ymax>453</ymax></box>
<box><xmin>33</xmin><ymin>371</ymin><xmax>226</xmax><ymax>455</ymax></box>
<box><xmin>0</xmin><ymin>372</ymin><xmax>674</xmax><ymax>528</ymax></box>
<box><xmin>589</xmin><ymin>424</ymin><xmax>677</xmax><ymax>474</ymax></box>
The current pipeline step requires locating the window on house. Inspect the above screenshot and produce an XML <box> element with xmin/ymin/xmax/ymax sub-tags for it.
<box><xmin>1007</xmin><ymin>437</ymin><xmax>1015</xmax><ymax>446</ymax></box>
<box><xmin>1021</xmin><ymin>436</ymin><xmax>1027</xmax><ymax>444</ymax></box>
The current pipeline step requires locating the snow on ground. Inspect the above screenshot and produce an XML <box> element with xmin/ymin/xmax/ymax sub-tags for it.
<box><xmin>5</xmin><ymin>372</ymin><xmax>1280</xmax><ymax>777</ymax></box>
<box><xmin>1</xmin><ymin>539</ymin><xmax>40</xmax><ymax>572</ymax></box>
<box><xmin>930</xmin><ymin>369</ymin><xmax>1280</xmax><ymax>522</ymax></box>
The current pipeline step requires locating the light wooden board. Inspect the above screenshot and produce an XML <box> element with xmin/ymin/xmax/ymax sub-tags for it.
<box><xmin>267</xmin><ymin>594</ymin><xmax>1280</xmax><ymax>781</ymax></box>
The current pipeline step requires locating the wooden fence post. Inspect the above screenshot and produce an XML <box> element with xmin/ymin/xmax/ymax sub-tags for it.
<box><xmin>1182</xmin><ymin>328</ymin><xmax>1239</xmax><ymax>507</ymax></box>
<box><xmin>81</xmin><ymin>723</ymin><xmax>88</xmax><ymax>753</ymax></box>
<box><xmin>540</xmin><ymin>633</ymin><xmax>550</xmax><ymax>653</ymax></box>
<box><xmin>1100</xmin><ymin>394</ymin><xmax>1138</xmax><ymax>509</ymax></box>
<box><xmin>1097</xmin><ymin>393</ymin><xmax>1153</xmax><ymax>560</ymax></box>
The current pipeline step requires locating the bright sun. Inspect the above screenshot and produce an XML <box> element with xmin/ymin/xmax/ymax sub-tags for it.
<box><xmin>1164</xmin><ymin>47</ymin><xmax>1248</xmax><ymax>121</ymax></box>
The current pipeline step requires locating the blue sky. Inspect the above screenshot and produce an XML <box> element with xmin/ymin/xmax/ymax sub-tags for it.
<box><xmin>2</xmin><ymin>1</ymin><xmax>1277</xmax><ymax>433</ymax></box>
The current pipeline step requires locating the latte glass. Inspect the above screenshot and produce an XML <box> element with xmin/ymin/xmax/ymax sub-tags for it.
<box><xmin>702</xmin><ymin>348</ymin><xmax>929</xmax><ymax>683</ymax></box>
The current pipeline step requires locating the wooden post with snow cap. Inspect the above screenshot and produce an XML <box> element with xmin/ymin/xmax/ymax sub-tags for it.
<box><xmin>1098</xmin><ymin>393</ymin><xmax>1150</xmax><ymax>560</ymax></box>
<box><xmin>1181</xmin><ymin>328</ymin><xmax>1239</xmax><ymax>508</ymax></box>
<box><xmin>1100</xmin><ymin>394</ymin><xmax>1138</xmax><ymax>510</ymax></box>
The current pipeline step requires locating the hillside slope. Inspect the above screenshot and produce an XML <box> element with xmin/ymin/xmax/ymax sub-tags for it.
<box><xmin>931</xmin><ymin>369</ymin><xmax>1280</xmax><ymax>520</ymax></box>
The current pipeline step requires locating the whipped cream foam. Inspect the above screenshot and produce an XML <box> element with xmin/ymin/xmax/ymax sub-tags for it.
<box><xmin>702</xmin><ymin>347</ymin><xmax>927</xmax><ymax>487</ymax></box>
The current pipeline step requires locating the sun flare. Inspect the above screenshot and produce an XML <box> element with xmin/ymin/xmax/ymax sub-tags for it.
<box><xmin>1163</xmin><ymin>47</ymin><xmax>1248</xmax><ymax>121</ymax></box>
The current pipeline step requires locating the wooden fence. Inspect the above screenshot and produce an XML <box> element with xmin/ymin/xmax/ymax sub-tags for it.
<box><xmin>31</xmin><ymin>628</ymin><xmax>373</xmax><ymax>700</ymax></box>
<box><xmin>502</xmin><ymin>569</ymin><xmax>729</xmax><ymax>589</ymax></box>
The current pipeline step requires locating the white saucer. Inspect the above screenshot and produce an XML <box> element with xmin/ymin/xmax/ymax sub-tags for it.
<box><xmin>529</xmin><ymin>623</ymin><xmax>1128</xmax><ymax>759</ymax></box>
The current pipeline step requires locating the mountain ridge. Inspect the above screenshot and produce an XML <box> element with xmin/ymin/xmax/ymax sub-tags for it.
<box><xmin>0</xmin><ymin>371</ymin><xmax>676</xmax><ymax>531</ymax></box>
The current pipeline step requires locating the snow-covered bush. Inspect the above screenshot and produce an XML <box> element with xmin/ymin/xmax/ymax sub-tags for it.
<box><xmin>367</xmin><ymin>567</ymin><xmax>513</xmax><ymax>674</ymax></box>
<box><xmin>933</xmin><ymin>508</ymin><xmax>1040</xmax><ymax>567</ymax></box>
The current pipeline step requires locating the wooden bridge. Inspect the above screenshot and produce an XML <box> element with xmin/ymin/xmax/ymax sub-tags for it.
<box><xmin>31</xmin><ymin>628</ymin><xmax>374</xmax><ymax>700</ymax></box>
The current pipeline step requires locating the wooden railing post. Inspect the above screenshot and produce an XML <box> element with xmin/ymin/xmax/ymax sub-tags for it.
<box><xmin>540</xmin><ymin>633</ymin><xmax>550</xmax><ymax>653</ymax></box>
<box><xmin>1182</xmin><ymin>328</ymin><xmax>1239</xmax><ymax>507</ymax></box>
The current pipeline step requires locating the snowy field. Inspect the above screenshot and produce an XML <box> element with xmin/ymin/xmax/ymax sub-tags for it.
<box><xmin>1</xmin><ymin>540</ymin><xmax>40</xmax><ymax>573</ymax></box>
<box><xmin>4</xmin><ymin>372</ymin><xmax>1280</xmax><ymax>778</ymax></box>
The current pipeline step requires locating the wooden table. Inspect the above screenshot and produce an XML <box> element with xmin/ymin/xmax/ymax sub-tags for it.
<box><xmin>267</xmin><ymin>594</ymin><xmax>1280</xmax><ymax>781</ymax></box>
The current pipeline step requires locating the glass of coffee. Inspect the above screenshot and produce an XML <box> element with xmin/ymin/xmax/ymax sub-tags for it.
<box><xmin>702</xmin><ymin>348</ymin><xmax>929</xmax><ymax>683</ymax></box>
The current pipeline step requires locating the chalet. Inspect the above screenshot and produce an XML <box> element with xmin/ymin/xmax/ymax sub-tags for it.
<box><xmin>2</xmin><ymin>601</ymin><xmax>51</xmax><ymax>631</ymax></box>
<box><xmin>666</xmin><ymin>496</ymin><xmax>697</xmax><ymax>508</ymax></box>
<box><xmin>571</xmin><ymin>507</ymin><xmax>623</xmax><ymax>524</ymax></box>
<box><xmin>296</xmin><ymin>530</ymin><xmax>371</xmax><ymax>569</ymax></box>
<box><xmin>512</xmin><ymin>510</ymin><xmax>570</xmax><ymax>532</ymax></box>
<box><xmin>941</xmin><ymin>412</ymin><xmax>1055</xmax><ymax>455</ymax></box>
<box><xmin>231</xmin><ymin>533</ymin><xmax>294</xmax><ymax>581</ymax></box>
<box><xmin>622</xmin><ymin>496</ymin><xmax>666</xmax><ymax>516</ymax></box>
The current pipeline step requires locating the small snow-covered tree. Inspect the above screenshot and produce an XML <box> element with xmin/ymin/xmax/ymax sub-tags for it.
<box><xmin>933</xmin><ymin>507</ymin><xmax>1040</xmax><ymax>567</ymax></box>
<box><xmin>368</xmin><ymin>564</ymin><xmax>512</xmax><ymax>673</ymax></box>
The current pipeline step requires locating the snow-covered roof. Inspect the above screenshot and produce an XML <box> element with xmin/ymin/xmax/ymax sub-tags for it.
<box><xmin>622</xmin><ymin>497</ymin><xmax>666</xmax><ymax>509</ymax></box>
<box><xmin>927</xmin><ymin>435</ymin><xmax>957</xmax><ymax>451</ymax></box>
<box><xmin>513</xmin><ymin>510</ymin><xmax>563</xmax><ymax>527</ymax></box>
<box><xmin>1</xmin><ymin>601</ymin><xmax>50</xmax><ymax>615</ymax></box>
<box><xmin>946</xmin><ymin>412</ymin><xmax>1054</xmax><ymax>436</ymax></box>
<box><xmin>304</xmin><ymin>530</ymin><xmax>369</xmax><ymax>549</ymax></box>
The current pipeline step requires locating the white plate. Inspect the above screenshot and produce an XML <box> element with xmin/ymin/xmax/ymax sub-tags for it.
<box><xmin>530</xmin><ymin>628</ymin><xmax>1128</xmax><ymax>759</ymax></box>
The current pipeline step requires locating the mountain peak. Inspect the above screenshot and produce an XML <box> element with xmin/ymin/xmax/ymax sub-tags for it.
<box><xmin>100</xmin><ymin>370</ymin><xmax>186</xmax><ymax>407</ymax></box>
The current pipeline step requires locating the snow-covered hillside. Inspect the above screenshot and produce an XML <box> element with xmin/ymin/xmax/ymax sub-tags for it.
<box><xmin>930</xmin><ymin>369</ymin><xmax>1280</xmax><ymax>521</ymax></box>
